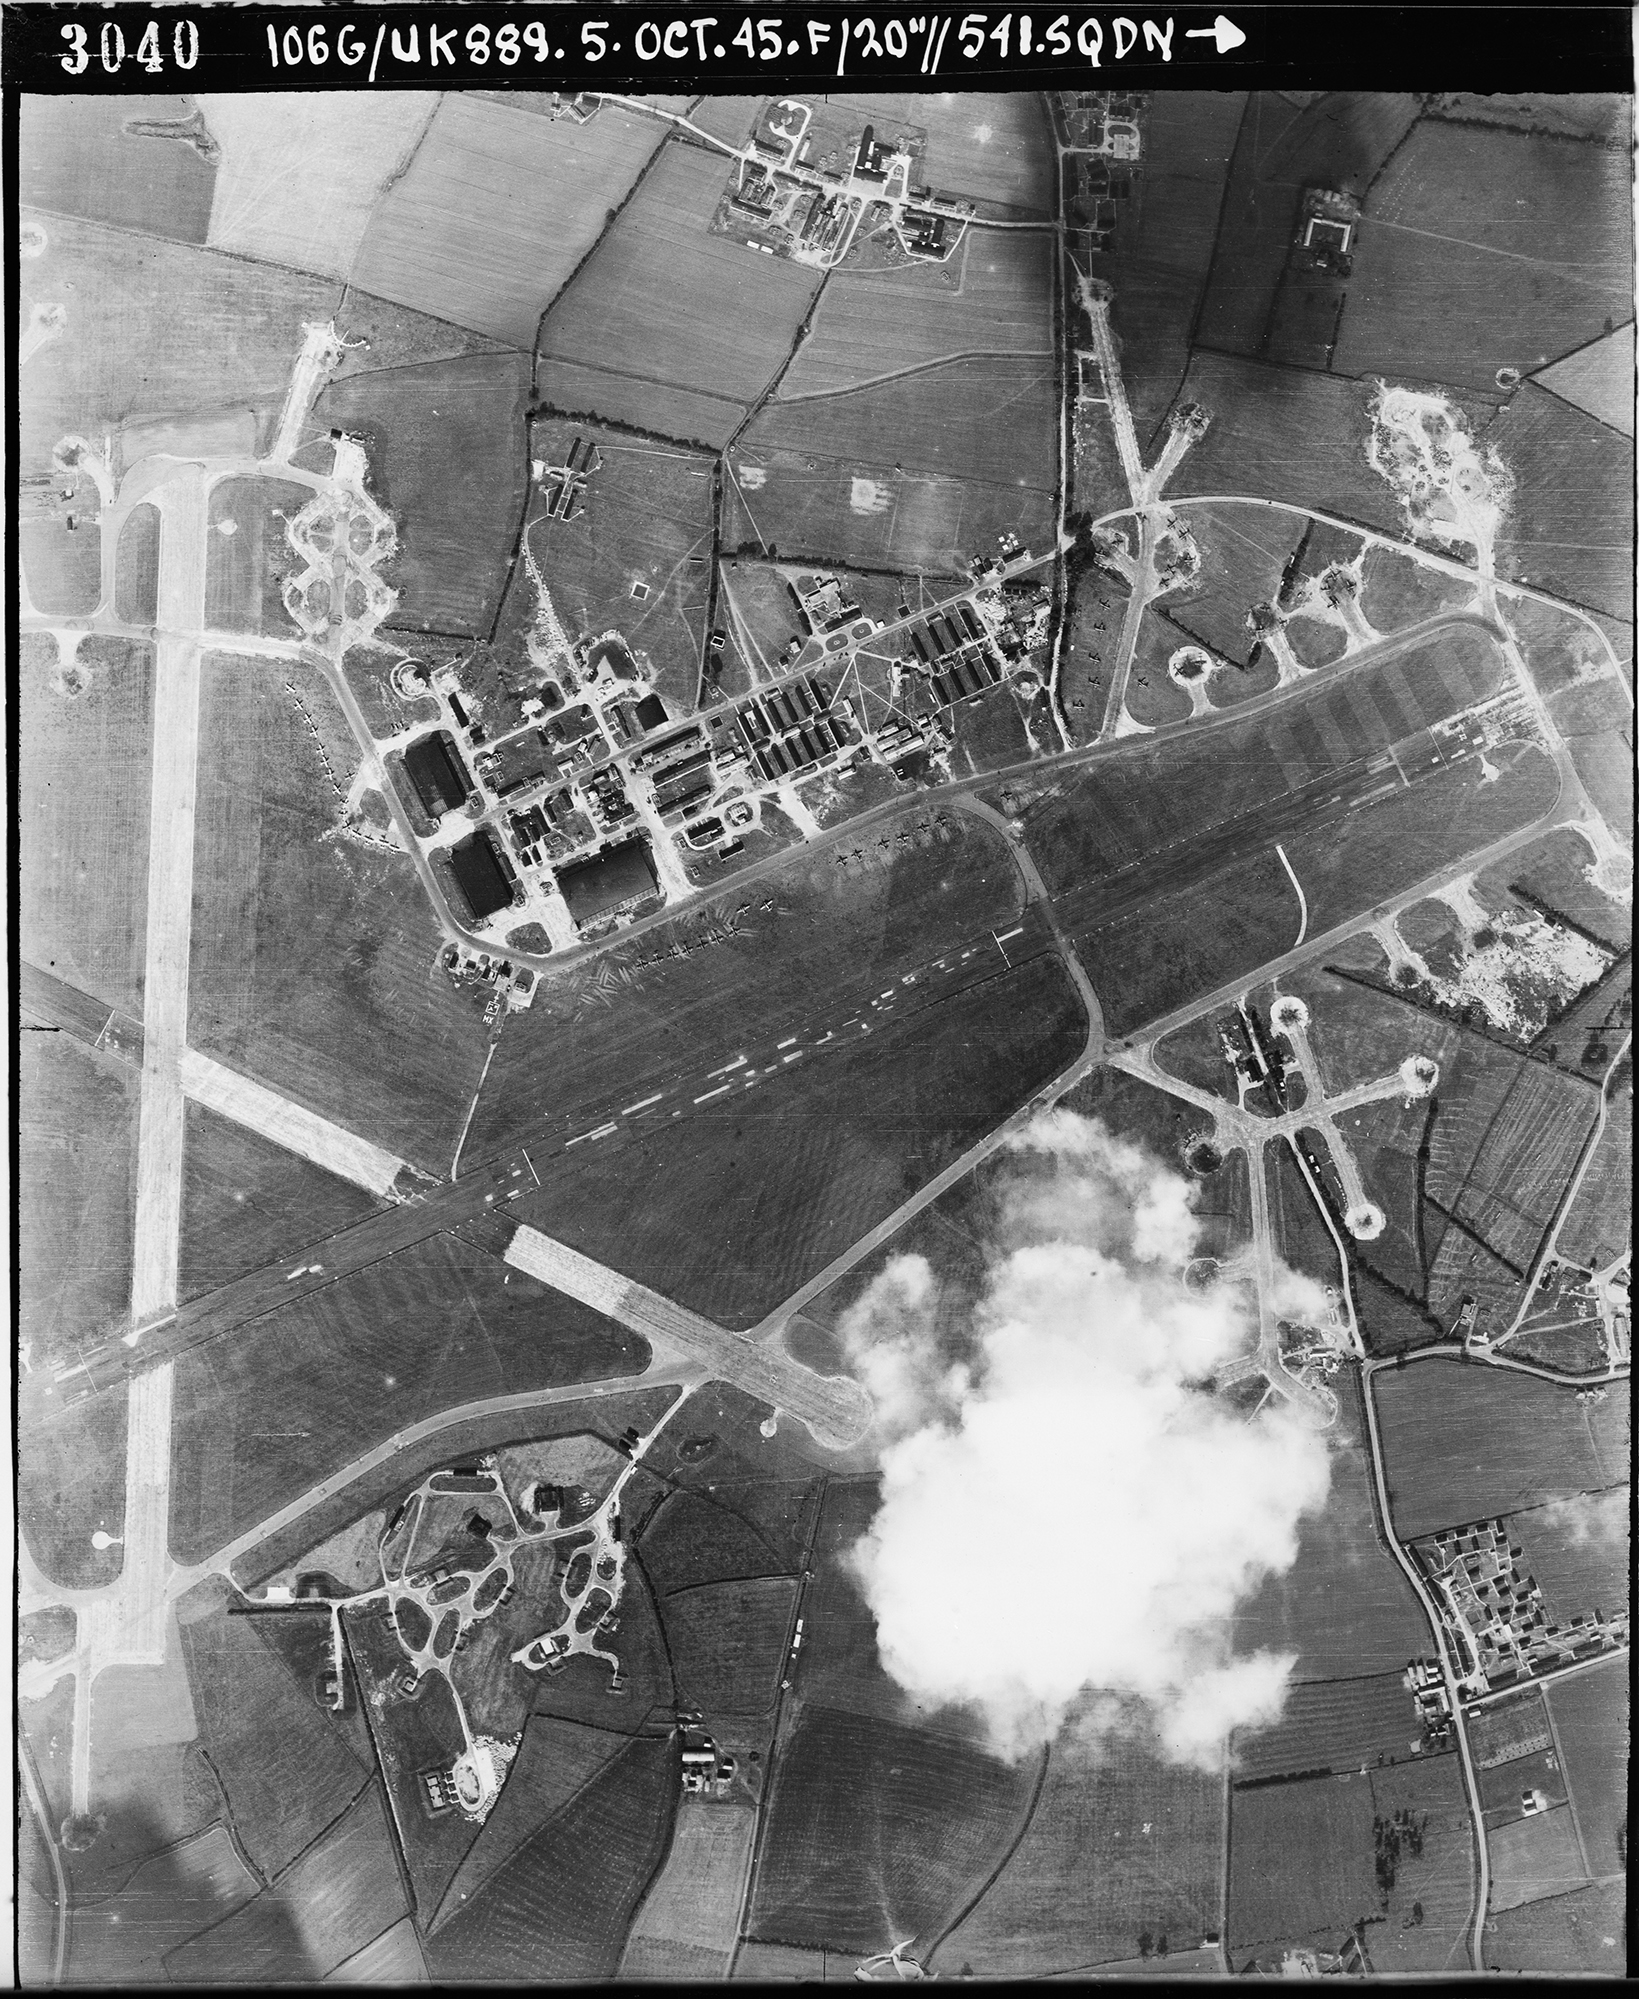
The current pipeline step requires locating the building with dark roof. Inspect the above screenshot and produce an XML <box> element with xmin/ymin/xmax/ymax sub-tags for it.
<box><xmin>449</xmin><ymin>832</ymin><xmax>516</xmax><ymax>921</ymax></box>
<box><xmin>404</xmin><ymin>731</ymin><xmax>472</xmax><ymax>819</ymax></box>
<box><xmin>556</xmin><ymin>840</ymin><xmax>659</xmax><ymax>926</ymax></box>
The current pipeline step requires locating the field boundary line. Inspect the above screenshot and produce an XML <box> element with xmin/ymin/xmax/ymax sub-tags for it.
<box><xmin>774</xmin><ymin>346</ymin><xmax>1056</xmax><ymax>407</ymax></box>
<box><xmin>919</xmin><ymin>1737</ymin><xmax>1052</xmax><ymax>1966</ymax></box>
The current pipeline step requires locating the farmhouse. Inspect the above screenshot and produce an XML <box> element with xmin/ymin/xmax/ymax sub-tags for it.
<box><xmin>404</xmin><ymin>730</ymin><xmax>472</xmax><ymax>819</ymax></box>
<box><xmin>556</xmin><ymin>838</ymin><xmax>660</xmax><ymax>927</ymax></box>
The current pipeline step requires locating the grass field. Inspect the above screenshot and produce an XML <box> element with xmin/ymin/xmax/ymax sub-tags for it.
<box><xmin>21</xmin><ymin>516</ymin><xmax>102</xmax><ymax>615</ymax></box>
<box><xmin>778</xmin><ymin>228</ymin><xmax>1053</xmax><ymax>400</ymax></box>
<box><xmin>434</xmin><ymin>1710</ymin><xmax>633</xmax><ymax>1925</ymax></box>
<box><xmin>1487</xmin><ymin>1803</ymin><xmax>1588</xmax><ymax>1914</ymax></box>
<box><xmin>1359</xmin><ymin>547</ymin><xmax>1478</xmax><ymax>632</ymax></box>
<box><xmin>661</xmin><ymin>1576</ymin><xmax>798</xmax><ymax>1717</ymax></box>
<box><xmin>505</xmin><ymin>948</ymin><xmax>1082</xmax><ymax>1329</ymax></box>
<box><xmin>1234</xmin><ymin>1672</ymin><xmax>1425</xmax><ymax>1782</ymax></box>
<box><xmin>1373</xmin><ymin>1362</ymin><xmax>1629</xmax><ymax>1538</ymax></box>
<box><xmin>1555</xmin><ymin>1087</ymin><xmax>1631</xmax><ymax>1271</ymax></box>
<box><xmin>1485</xmin><ymin>1876</ymin><xmax>1626</xmax><ymax>1974</ymax></box>
<box><xmin>1236</xmin><ymin>1372</ymin><xmax>1429</xmax><ymax>1680</ymax></box>
<box><xmin>326</xmin><ymin>1914</ymin><xmax>429</xmax><ymax>1982</ymax></box>
<box><xmin>622</xmin><ymin>1794</ymin><xmax>755</xmax><ymax>1969</ymax></box>
<box><xmin>1468</xmin><ymin>1689</ymin><xmax>1553</xmax><ymax>1769</ymax></box>
<box><xmin>1488</xmin><ymin>383</ymin><xmax>1635</xmax><ymax>621</ymax></box>
<box><xmin>1197</xmin><ymin>93</ymin><xmax>1420</xmax><ymax>361</ymax></box>
<box><xmin>18</xmin><ymin>210</ymin><xmax>337</xmax><ymax>477</ymax></box>
<box><xmin>178</xmin><ymin>1100</ymin><xmax>383</xmax><ymax>1303</ymax></box>
<box><xmin>187</xmin><ymin>651</ymin><xmax>492</xmax><ymax>1170</ymax></box>
<box><xmin>424</xmin><ymin>1733</ymin><xmax>677</xmax><ymax>1980</ymax></box>
<box><xmin>1545</xmin><ymin>1653</ymin><xmax>1628</xmax><ymax>1877</ymax></box>
<box><xmin>344</xmin><ymin>1603</ymin><xmax>477</xmax><ymax>1922</ymax></box>
<box><xmin>66</xmin><ymin>1824</ymin><xmax>259</xmax><ymax>1988</ymax></box>
<box><xmin>1361</xmin><ymin>1752</ymin><xmax>1478</xmax><ymax>1972</ymax></box>
<box><xmin>20</xmin><ymin>1035</ymin><xmax>139</xmax><ymax>1372</ymax></box>
<box><xmin>1532</xmin><ymin>318</ymin><xmax>1635</xmax><ymax>434</ymax></box>
<box><xmin>313</xmin><ymin>352</ymin><xmax>532</xmax><ymax>637</ymax></box>
<box><xmin>1083</xmin><ymin>91</ymin><xmax>1250</xmax><ymax>436</ymax></box>
<box><xmin>1160</xmin><ymin>503</ymin><xmax>1306</xmax><ymax>667</ymax></box>
<box><xmin>169</xmin><ymin>1231</ymin><xmax>646</xmax><ymax>1560</ymax></box>
<box><xmin>166</xmin><ymin>1781</ymin><xmax>407</xmax><ymax>1982</ymax></box>
<box><xmin>1478</xmin><ymin>1746</ymin><xmax>1567</xmax><ymax>1830</ymax></box>
<box><xmin>532</xmin><ymin>1553</ymin><xmax>678</xmax><ymax>1735</ymax></box>
<box><xmin>539</xmin><ymin>140</ymin><xmax>821</xmax><ymax>435</ymax></box>
<box><xmin>204</xmin><ymin>476</ymin><xmax>310</xmax><ymax>635</ymax></box>
<box><xmin>19</xmin><ymin>1381</ymin><xmax>127</xmax><ymax>1591</ymax></box>
<box><xmin>350</xmin><ymin>95</ymin><xmax>662</xmax><ymax>346</ymax></box>
<box><xmin>114</xmin><ymin>505</ymin><xmax>160</xmax><ymax>623</ymax></box>
<box><xmin>1226</xmin><ymin>1767</ymin><xmax>1379</xmax><ymax>1956</ymax></box>
<box><xmin>750</xmin><ymin>1705</ymin><xmax>1030</xmax><ymax>1955</ymax></box>
<box><xmin>21</xmin><ymin>631</ymin><xmax>152</xmax><ymax>1016</ymax></box>
<box><xmin>639</xmin><ymin>1489</ymin><xmax>797</xmax><ymax>1593</ymax></box>
<box><xmin>179</xmin><ymin>1581</ymin><xmax>370</xmax><ymax>1879</ymax></box>
<box><xmin>1060</xmin><ymin>563</ymin><xmax>1132</xmax><ymax>740</ymax></box>
<box><xmin>1166</xmin><ymin>352</ymin><xmax>1402</xmax><ymax>532</ymax></box>
<box><xmin>21</xmin><ymin>93</ymin><xmax>215</xmax><ymax>242</ymax></box>
<box><xmin>1335</xmin><ymin>123</ymin><xmax>1633</xmax><ymax>395</ymax></box>
<box><xmin>732</xmin><ymin>356</ymin><xmax>1057</xmax><ymax>574</ymax></box>
<box><xmin>932</xmin><ymin>1706</ymin><xmax>1222</xmax><ymax>1976</ymax></box>
<box><xmin>507</xmin><ymin>416</ymin><xmax>715</xmax><ymax>714</ymax></box>
<box><xmin>1502</xmin><ymin>824</ymin><xmax>1631</xmax><ymax>955</ymax></box>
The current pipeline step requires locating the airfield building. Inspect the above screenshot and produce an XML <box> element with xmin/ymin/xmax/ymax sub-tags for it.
<box><xmin>556</xmin><ymin>839</ymin><xmax>660</xmax><ymax>927</ymax></box>
<box><xmin>449</xmin><ymin>831</ymin><xmax>517</xmax><ymax>921</ymax></box>
<box><xmin>404</xmin><ymin>731</ymin><xmax>472</xmax><ymax>819</ymax></box>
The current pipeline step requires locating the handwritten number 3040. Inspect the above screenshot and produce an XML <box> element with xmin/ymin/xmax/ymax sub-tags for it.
<box><xmin>61</xmin><ymin>20</ymin><xmax>199</xmax><ymax>73</ymax></box>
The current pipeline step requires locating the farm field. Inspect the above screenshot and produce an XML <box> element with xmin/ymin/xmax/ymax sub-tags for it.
<box><xmin>114</xmin><ymin>506</ymin><xmax>161</xmax><ymax>623</ymax></box>
<box><xmin>1423</xmin><ymin>1044</ymin><xmax>1597</xmax><ymax>1273</ymax></box>
<box><xmin>505</xmin><ymin>947</ymin><xmax>1083</xmax><ymax>1330</ymax></box>
<box><xmin>1512</xmin><ymin>1494</ymin><xmax>1628</xmax><ymax>1626</ymax></box>
<box><xmin>434</xmin><ymin>1711</ymin><xmax>633</xmax><ymax>1923</ymax></box>
<box><xmin>187</xmin><ymin>652</ymin><xmax>493</xmax><ymax>1171</ymax></box>
<box><xmin>1555</xmin><ymin>1084</ymin><xmax>1632</xmax><ymax>1270</ymax></box>
<box><xmin>1225</xmin><ymin>1767</ymin><xmax>1380</xmax><ymax>1960</ymax></box>
<box><xmin>1532</xmin><ymin>318</ymin><xmax>1636</xmax><ymax>436</ymax></box>
<box><xmin>168</xmin><ymin>1231</ymin><xmax>646</xmax><ymax>1559</ymax></box>
<box><xmin>749</xmin><ymin>1705</ymin><xmax>1030</xmax><ymax>1956</ymax></box>
<box><xmin>1486</xmin><ymin>1804</ymin><xmax>1588</xmax><ymax>1913</ymax></box>
<box><xmin>20</xmin><ymin>632</ymin><xmax>152</xmax><ymax>1017</ymax></box>
<box><xmin>19</xmin><ymin>1380</ymin><xmax>128</xmax><ymax>1591</ymax></box>
<box><xmin>1196</xmin><ymin>93</ymin><xmax>1420</xmax><ymax>360</ymax></box>
<box><xmin>165</xmin><ymin>1782</ymin><xmax>407</xmax><ymax>1983</ymax></box>
<box><xmin>178</xmin><ymin>1580</ymin><xmax>371</xmax><ymax>1880</ymax></box>
<box><xmin>18</xmin><ymin>210</ymin><xmax>337</xmax><ymax>476</ymax></box>
<box><xmin>1359</xmin><ymin>1753</ymin><xmax>1479</xmax><ymax>1973</ymax></box>
<box><xmin>1372</xmin><ymin>1363</ymin><xmax>1629</xmax><ymax>1539</ymax></box>
<box><xmin>1232</xmin><ymin>1672</ymin><xmax>1425</xmax><ymax>1783</ymax></box>
<box><xmin>313</xmin><ymin>352</ymin><xmax>533</xmax><ymax>636</ymax></box>
<box><xmin>75</xmin><ymin>1649</ymin><xmax>218</xmax><ymax>1903</ymax></box>
<box><xmin>1485</xmin><ymin>1877</ymin><xmax>1627</xmax><ymax>1974</ymax></box>
<box><xmin>201</xmin><ymin>93</ymin><xmax>437</xmax><ymax>281</ymax></box>
<box><xmin>326</xmin><ymin>1916</ymin><xmax>429</xmax><ymax>1982</ymax></box>
<box><xmin>21</xmin><ymin>93</ymin><xmax>215</xmax><ymax>242</ymax></box>
<box><xmin>660</xmin><ymin>1577</ymin><xmax>798</xmax><ymax>1717</ymax></box>
<box><xmin>65</xmin><ymin>1825</ymin><xmax>259</xmax><ymax>1987</ymax></box>
<box><xmin>531</xmin><ymin>1547</ymin><xmax>679</xmax><ymax>1735</ymax></box>
<box><xmin>506</xmin><ymin>415</ymin><xmax>716</xmax><ymax>715</ymax></box>
<box><xmin>1165</xmin><ymin>352</ymin><xmax>1403</xmax><ymax>533</ymax></box>
<box><xmin>932</xmin><ymin>1708</ymin><xmax>1222</xmax><ymax>1976</ymax></box>
<box><xmin>538</xmin><ymin>140</ymin><xmax>822</xmax><ymax>441</ymax></box>
<box><xmin>1236</xmin><ymin>1376</ymin><xmax>1429</xmax><ymax>1681</ymax></box>
<box><xmin>178</xmin><ymin>1101</ymin><xmax>382</xmax><ymax>1302</ymax></box>
<box><xmin>621</xmin><ymin>1796</ymin><xmax>755</xmax><ymax>1972</ymax></box>
<box><xmin>1545</xmin><ymin>1652</ymin><xmax>1629</xmax><ymax>1877</ymax></box>
<box><xmin>778</xmin><ymin>228</ymin><xmax>1053</xmax><ymax>400</ymax></box>
<box><xmin>1335</xmin><ymin>123</ymin><xmax>1634</xmax><ymax>395</ymax></box>
<box><xmin>1489</xmin><ymin>383</ymin><xmax>1636</xmax><ymax>622</ymax></box>
<box><xmin>422</xmin><ymin>1733</ymin><xmax>677</xmax><ymax>1981</ymax></box>
<box><xmin>350</xmin><ymin>95</ymin><xmax>662</xmax><ymax>346</ymax></box>
<box><xmin>731</xmin><ymin>356</ymin><xmax>1057</xmax><ymax>575</ymax></box>
<box><xmin>1477</xmin><ymin>1746</ymin><xmax>1568</xmax><ymax>1830</ymax></box>
<box><xmin>1359</xmin><ymin>546</ymin><xmax>1478</xmax><ymax>632</ymax></box>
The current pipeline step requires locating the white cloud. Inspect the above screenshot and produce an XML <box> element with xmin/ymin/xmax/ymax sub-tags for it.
<box><xmin>1535</xmin><ymin>1488</ymin><xmax>1628</xmax><ymax>1547</ymax></box>
<box><xmin>840</xmin><ymin>1112</ymin><xmax>1334</xmax><ymax>1766</ymax></box>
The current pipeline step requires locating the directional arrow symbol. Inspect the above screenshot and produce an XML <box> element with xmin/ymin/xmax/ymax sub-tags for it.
<box><xmin>1186</xmin><ymin>14</ymin><xmax>1248</xmax><ymax>52</ymax></box>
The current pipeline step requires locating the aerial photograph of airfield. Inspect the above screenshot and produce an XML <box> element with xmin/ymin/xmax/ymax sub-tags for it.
<box><xmin>15</xmin><ymin>78</ymin><xmax>1633</xmax><ymax>1983</ymax></box>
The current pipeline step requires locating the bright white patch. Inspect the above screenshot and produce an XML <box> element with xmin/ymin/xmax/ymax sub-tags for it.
<box><xmin>974</xmin><ymin>123</ymin><xmax>994</xmax><ymax>143</ymax></box>
<box><xmin>737</xmin><ymin>465</ymin><xmax>767</xmax><ymax>491</ymax></box>
<box><xmin>842</xmin><ymin>1112</ymin><xmax>1333</xmax><ymax>1765</ymax></box>
<box><xmin>217</xmin><ymin>520</ymin><xmax>238</xmax><ymax>537</ymax></box>
<box><xmin>850</xmin><ymin>477</ymin><xmax>894</xmax><ymax>515</ymax></box>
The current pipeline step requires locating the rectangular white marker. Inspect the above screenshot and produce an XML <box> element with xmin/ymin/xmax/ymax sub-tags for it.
<box><xmin>707</xmin><ymin>1055</ymin><xmax>747</xmax><ymax>1078</ymax></box>
<box><xmin>622</xmin><ymin>1094</ymin><xmax>663</xmax><ymax>1115</ymax></box>
<box><xmin>694</xmin><ymin>1083</ymin><xmax>732</xmax><ymax>1104</ymax></box>
<box><xmin>777</xmin><ymin>1036</ymin><xmax>798</xmax><ymax>1049</ymax></box>
<box><xmin>995</xmin><ymin>924</ymin><xmax>1025</xmax><ymax>943</ymax></box>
